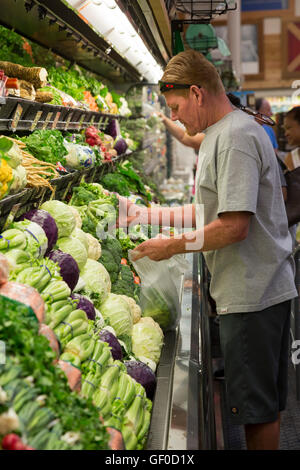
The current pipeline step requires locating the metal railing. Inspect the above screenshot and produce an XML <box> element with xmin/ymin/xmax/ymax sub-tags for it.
<box><xmin>291</xmin><ymin>244</ymin><xmax>300</xmax><ymax>400</ymax></box>
<box><xmin>187</xmin><ymin>253</ymin><xmax>217</xmax><ymax>449</ymax></box>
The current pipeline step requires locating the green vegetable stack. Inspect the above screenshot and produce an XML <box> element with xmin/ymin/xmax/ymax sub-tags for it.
<box><xmin>0</xmin><ymin>295</ymin><xmax>110</xmax><ymax>450</ymax></box>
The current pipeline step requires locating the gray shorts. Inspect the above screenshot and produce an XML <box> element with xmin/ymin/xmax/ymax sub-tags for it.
<box><xmin>219</xmin><ymin>300</ymin><xmax>291</xmax><ymax>425</ymax></box>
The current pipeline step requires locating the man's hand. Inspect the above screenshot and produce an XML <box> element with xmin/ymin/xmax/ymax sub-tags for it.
<box><xmin>116</xmin><ymin>195</ymin><xmax>148</xmax><ymax>228</ymax></box>
<box><xmin>131</xmin><ymin>236</ymin><xmax>174</xmax><ymax>262</ymax></box>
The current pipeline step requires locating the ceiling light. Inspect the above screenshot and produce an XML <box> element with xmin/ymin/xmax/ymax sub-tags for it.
<box><xmin>66</xmin><ymin>0</ymin><xmax>163</xmax><ymax>82</ymax></box>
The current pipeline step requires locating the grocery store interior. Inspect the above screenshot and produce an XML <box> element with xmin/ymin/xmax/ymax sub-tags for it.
<box><xmin>0</xmin><ymin>0</ymin><xmax>300</xmax><ymax>452</ymax></box>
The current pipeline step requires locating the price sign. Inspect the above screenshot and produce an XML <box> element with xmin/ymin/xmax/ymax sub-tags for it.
<box><xmin>79</xmin><ymin>114</ymin><xmax>86</xmax><ymax>130</ymax></box>
<box><xmin>30</xmin><ymin>111</ymin><xmax>43</xmax><ymax>132</ymax></box>
<box><xmin>62</xmin><ymin>179</ymin><xmax>73</xmax><ymax>201</ymax></box>
<box><xmin>42</xmin><ymin>112</ymin><xmax>53</xmax><ymax>130</ymax></box>
<box><xmin>65</xmin><ymin>112</ymin><xmax>73</xmax><ymax>130</ymax></box>
<box><xmin>52</xmin><ymin>111</ymin><xmax>61</xmax><ymax>129</ymax></box>
<box><xmin>11</xmin><ymin>104</ymin><xmax>23</xmax><ymax>131</ymax></box>
<box><xmin>3</xmin><ymin>202</ymin><xmax>21</xmax><ymax>230</ymax></box>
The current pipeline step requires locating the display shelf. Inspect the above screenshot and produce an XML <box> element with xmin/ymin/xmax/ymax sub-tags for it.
<box><xmin>0</xmin><ymin>96</ymin><xmax>126</xmax><ymax>133</ymax></box>
<box><xmin>0</xmin><ymin>152</ymin><xmax>129</xmax><ymax>232</ymax></box>
<box><xmin>0</xmin><ymin>0</ymin><xmax>140</xmax><ymax>83</ymax></box>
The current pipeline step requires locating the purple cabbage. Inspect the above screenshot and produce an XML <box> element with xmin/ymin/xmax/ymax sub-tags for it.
<box><xmin>113</xmin><ymin>136</ymin><xmax>128</xmax><ymax>156</ymax></box>
<box><xmin>19</xmin><ymin>209</ymin><xmax>58</xmax><ymax>253</ymax></box>
<box><xmin>105</xmin><ymin>119</ymin><xmax>120</xmax><ymax>139</ymax></box>
<box><xmin>99</xmin><ymin>329</ymin><xmax>123</xmax><ymax>360</ymax></box>
<box><xmin>71</xmin><ymin>293</ymin><xmax>95</xmax><ymax>320</ymax></box>
<box><xmin>124</xmin><ymin>360</ymin><xmax>156</xmax><ymax>399</ymax></box>
<box><xmin>47</xmin><ymin>249</ymin><xmax>79</xmax><ymax>291</ymax></box>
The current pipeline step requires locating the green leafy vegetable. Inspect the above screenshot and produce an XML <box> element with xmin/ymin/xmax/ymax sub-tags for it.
<box><xmin>22</xmin><ymin>130</ymin><xmax>68</xmax><ymax>166</ymax></box>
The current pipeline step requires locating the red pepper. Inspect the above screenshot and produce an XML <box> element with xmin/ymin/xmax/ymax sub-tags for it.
<box><xmin>85</xmin><ymin>126</ymin><xmax>99</xmax><ymax>138</ymax></box>
<box><xmin>1</xmin><ymin>434</ymin><xmax>21</xmax><ymax>450</ymax></box>
<box><xmin>5</xmin><ymin>78</ymin><xmax>19</xmax><ymax>89</ymax></box>
<box><xmin>13</xmin><ymin>441</ymin><xmax>27</xmax><ymax>450</ymax></box>
<box><xmin>134</xmin><ymin>276</ymin><xmax>141</xmax><ymax>285</ymax></box>
<box><xmin>86</xmin><ymin>137</ymin><xmax>97</xmax><ymax>147</ymax></box>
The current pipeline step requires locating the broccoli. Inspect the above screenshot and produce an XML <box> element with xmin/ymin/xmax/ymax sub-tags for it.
<box><xmin>69</xmin><ymin>186</ymin><xmax>97</xmax><ymax>206</ymax></box>
<box><xmin>111</xmin><ymin>264</ymin><xmax>135</xmax><ymax>299</ymax></box>
<box><xmin>98</xmin><ymin>248</ymin><xmax>119</xmax><ymax>283</ymax></box>
<box><xmin>101</xmin><ymin>235</ymin><xmax>123</xmax><ymax>266</ymax></box>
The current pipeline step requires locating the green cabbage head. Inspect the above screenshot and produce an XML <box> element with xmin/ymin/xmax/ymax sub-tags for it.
<box><xmin>100</xmin><ymin>293</ymin><xmax>133</xmax><ymax>337</ymax></box>
<box><xmin>40</xmin><ymin>200</ymin><xmax>76</xmax><ymax>238</ymax></box>
<box><xmin>132</xmin><ymin>317</ymin><xmax>164</xmax><ymax>365</ymax></box>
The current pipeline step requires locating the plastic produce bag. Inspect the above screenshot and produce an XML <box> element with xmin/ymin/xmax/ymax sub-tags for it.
<box><xmin>64</xmin><ymin>140</ymin><xmax>96</xmax><ymax>169</ymax></box>
<box><xmin>0</xmin><ymin>282</ymin><xmax>45</xmax><ymax>322</ymax></box>
<box><xmin>128</xmin><ymin>249</ymin><xmax>189</xmax><ymax>331</ymax></box>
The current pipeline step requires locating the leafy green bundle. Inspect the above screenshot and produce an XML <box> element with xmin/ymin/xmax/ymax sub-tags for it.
<box><xmin>21</xmin><ymin>129</ymin><xmax>68</xmax><ymax>166</ymax></box>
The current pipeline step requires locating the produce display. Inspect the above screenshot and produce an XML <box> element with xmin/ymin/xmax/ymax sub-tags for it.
<box><xmin>0</xmin><ymin>181</ymin><xmax>167</xmax><ymax>450</ymax></box>
<box><xmin>0</xmin><ymin>26</ymin><xmax>131</xmax><ymax>116</ymax></box>
<box><xmin>0</xmin><ymin>20</ymin><xmax>171</xmax><ymax>453</ymax></box>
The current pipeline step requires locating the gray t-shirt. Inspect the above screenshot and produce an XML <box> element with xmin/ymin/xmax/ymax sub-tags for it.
<box><xmin>195</xmin><ymin>109</ymin><xmax>297</xmax><ymax>314</ymax></box>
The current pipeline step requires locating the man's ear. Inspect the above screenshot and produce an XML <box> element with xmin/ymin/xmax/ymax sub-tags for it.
<box><xmin>190</xmin><ymin>85</ymin><xmax>203</xmax><ymax>106</ymax></box>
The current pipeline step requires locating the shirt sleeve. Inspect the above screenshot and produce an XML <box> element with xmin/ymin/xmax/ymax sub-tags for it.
<box><xmin>216</xmin><ymin>148</ymin><xmax>261</xmax><ymax>215</ymax></box>
<box><xmin>263</xmin><ymin>125</ymin><xmax>278</xmax><ymax>150</ymax></box>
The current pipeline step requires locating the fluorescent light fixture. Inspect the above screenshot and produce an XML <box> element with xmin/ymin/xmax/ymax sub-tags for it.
<box><xmin>67</xmin><ymin>0</ymin><xmax>163</xmax><ymax>82</ymax></box>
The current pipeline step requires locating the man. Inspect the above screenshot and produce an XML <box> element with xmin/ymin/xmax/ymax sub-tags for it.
<box><xmin>255</xmin><ymin>98</ymin><xmax>279</xmax><ymax>152</ymax></box>
<box><xmin>119</xmin><ymin>49</ymin><xmax>297</xmax><ymax>450</ymax></box>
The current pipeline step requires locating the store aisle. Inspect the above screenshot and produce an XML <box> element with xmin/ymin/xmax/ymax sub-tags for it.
<box><xmin>218</xmin><ymin>347</ymin><xmax>300</xmax><ymax>450</ymax></box>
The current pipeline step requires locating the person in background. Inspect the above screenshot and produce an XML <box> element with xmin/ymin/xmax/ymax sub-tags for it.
<box><xmin>119</xmin><ymin>49</ymin><xmax>297</xmax><ymax>450</ymax></box>
<box><xmin>255</xmin><ymin>98</ymin><xmax>279</xmax><ymax>152</ymax></box>
<box><xmin>284</xmin><ymin>106</ymin><xmax>300</xmax><ymax>171</ymax></box>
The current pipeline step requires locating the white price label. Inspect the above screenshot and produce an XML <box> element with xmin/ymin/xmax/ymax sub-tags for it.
<box><xmin>30</xmin><ymin>110</ymin><xmax>43</xmax><ymax>131</ymax></box>
<box><xmin>42</xmin><ymin>112</ymin><xmax>53</xmax><ymax>130</ymax></box>
<box><xmin>11</xmin><ymin>104</ymin><xmax>23</xmax><ymax>131</ymax></box>
<box><xmin>52</xmin><ymin>111</ymin><xmax>61</xmax><ymax>129</ymax></box>
<box><xmin>65</xmin><ymin>112</ymin><xmax>73</xmax><ymax>130</ymax></box>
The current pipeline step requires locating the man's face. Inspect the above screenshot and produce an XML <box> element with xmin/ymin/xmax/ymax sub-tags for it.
<box><xmin>164</xmin><ymin>89</ymin><xmax>205</xmax><ymax>135</ymax></box>
<box><xmin>259</xmin><ymin>100</ymin><xmax>272</xmax><ymax>117</ymax></box>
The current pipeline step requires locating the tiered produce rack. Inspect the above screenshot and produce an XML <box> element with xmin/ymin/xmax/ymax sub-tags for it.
<box><xmin>0</xmin><ymin>96</ymin><xmax>122</xmax><ymax>133</ymax></box>
<box><xmin>0</xmin><ymin>0</ymin><xmax>178</xmax><ymax>453</ymax></box>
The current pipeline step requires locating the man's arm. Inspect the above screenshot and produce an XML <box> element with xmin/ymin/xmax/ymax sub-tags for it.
<box><xmin>158</xmin><ymin>112</ymin><xmax>205</xmax><ymax>151</ymax></box>
<box><xmin>132</xmin><ymin>212</ymin><xmax>252</xmax><ymax>261</ymax></box>
<box><xmin>118</xmin><ymin>196</ymin><xmax>196</xmax><ymax>229</ymax></box>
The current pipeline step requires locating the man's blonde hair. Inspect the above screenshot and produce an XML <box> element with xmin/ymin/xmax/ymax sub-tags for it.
<box><xmin>161</xmin><ymin>49</ymin><xmax>224</xmax><ymax>95</ymax></box>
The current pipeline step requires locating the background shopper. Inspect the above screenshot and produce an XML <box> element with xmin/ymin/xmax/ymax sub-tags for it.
<box><xmin>284</xmin><ymin>106</ymin><xmax>300</xmax><ymax>171</ymax></box>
